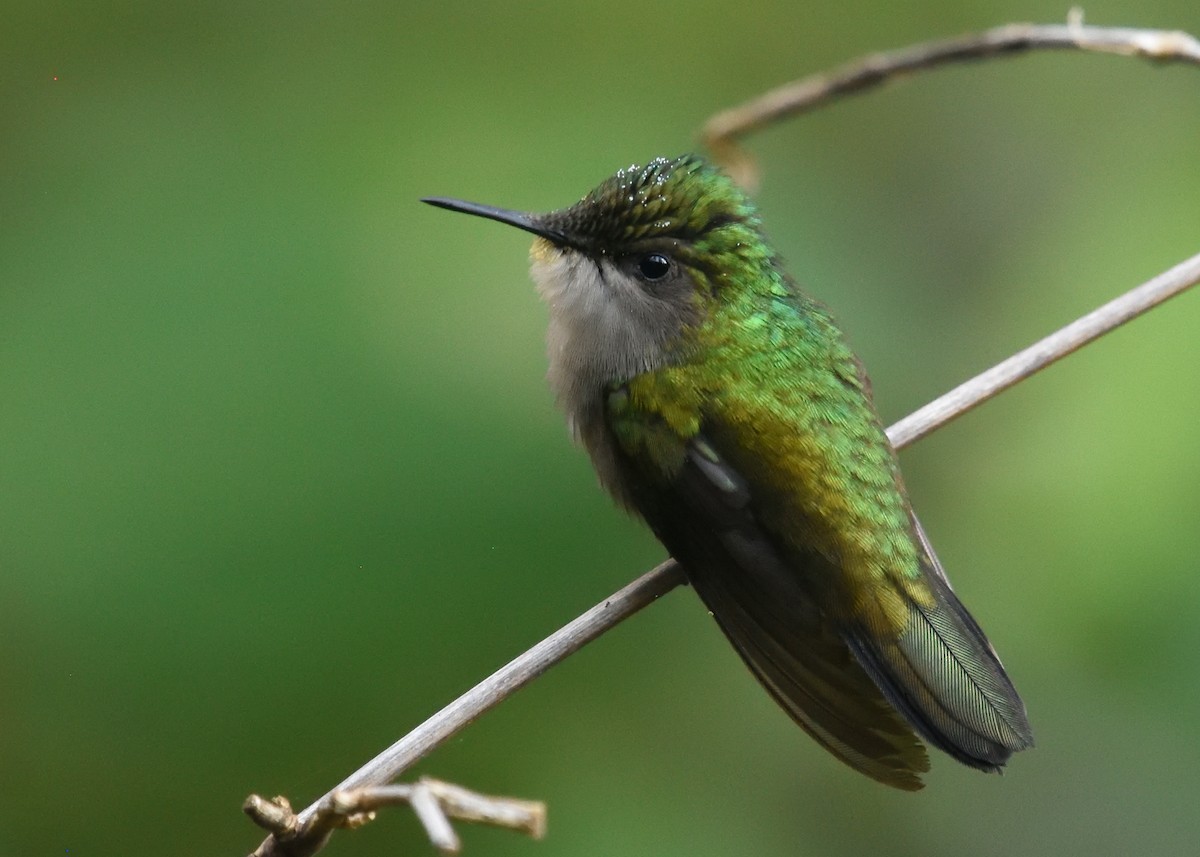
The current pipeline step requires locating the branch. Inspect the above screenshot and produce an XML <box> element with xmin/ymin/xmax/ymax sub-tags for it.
<box><xmin>887</xmin><ymin>251</ymin><xmax>1200</xmax><ymax>448</ymax></box>
<box><xmin>246</xmin><ymin>778</ymin><xmax>546</xmax><ymax>856</ymax></box>
<box><xmin>246</xmin><ymin>18</ymin><xmax>1200</xmax><ymax>857</ymax></box>
<box><xmin>248</xmin><ymin>562</ymin><xmax>683</xmax><ymax>857</ymax></box>
<box><xmin>701</xmin><ymin>16</ymin><xmax>1200</xmax><ymax>187</ymax></box>
<box><xmin>247</xmin><ymin>248</ymin><xmax>1200</xmax><ymax>857</ymax></box>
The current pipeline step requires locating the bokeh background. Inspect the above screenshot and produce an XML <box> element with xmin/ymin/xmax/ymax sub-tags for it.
<box><xmin>3</xmin><ymin>1</ymin><xmax>1199</xmax><ymax>855</ymax></box>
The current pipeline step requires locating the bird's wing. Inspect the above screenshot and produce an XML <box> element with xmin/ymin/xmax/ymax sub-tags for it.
<box><xmin>608</xmin><ymin>387</ymin><xmax>930</xmax><ymax>788</ymax></box>
<box><xmin>607</xmin><ymin>385</ymin><xmax>1031</xmax><ymax>787</ymax></box>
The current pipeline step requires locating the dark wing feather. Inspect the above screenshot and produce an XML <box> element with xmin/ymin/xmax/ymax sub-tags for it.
<box><xmin>631</xmin><ymin>435</ymin><xmax>932</xmax><ymax>789</ymax></box>
<box><xmin>625</xmin><ymin>431</ymin><xmax>1031</xmax><ymax>788</ymax></box>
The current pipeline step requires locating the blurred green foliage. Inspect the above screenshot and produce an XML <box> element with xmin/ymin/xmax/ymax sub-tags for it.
<box><xmin>2</xmin><ymin>2</ymin><xmax>1199</xmax><ymax>855</ymax></box>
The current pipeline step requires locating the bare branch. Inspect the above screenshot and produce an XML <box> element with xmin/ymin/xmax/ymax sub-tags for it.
<box><xmin>245</xmin><ymin>19</ymin><xmax>1200</xmax><ymax>857</ymax></box>
<box><xmin>248</xmin><ymin>562</ymin><xmax>682</xmax><ymax>856</ymax></box>
<box><xmin>420</xmin><ymin>778</ymin><xmax>546</xmax><ymax>840</ymax></box>
<box><xmin>888</xmin><ymin>251</ymin><xmax>1200</xmax><ymax>448</ymax></box>
<box><xmin>246</xmin><ymin>779</ymin><xmax>545</xmax><ymax>856</ymax></box>
<box><xmin>409</xmin><ymin>781</ymin><xmax>463</xmax><ymax>853</ymax></box>
<box><xmin>246</xmin><ymin>796</ymin><xmax>332</xmax><ymax>857</ymax></box>
<box><xmin>246</xmin><ymin>249</ymin><xmax>1200</xmax><ymax>857</ymax></box>
<box><xmin>701</xmin><ymin>19</ymin><xmax>1200</xmax><ymax>187</ymax></box>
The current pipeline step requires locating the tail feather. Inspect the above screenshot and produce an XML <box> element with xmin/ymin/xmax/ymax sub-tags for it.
<box><xmin>842</xmin><ymin>515</ymin><xmax>1033</xmax><ymax>770</ymax></box>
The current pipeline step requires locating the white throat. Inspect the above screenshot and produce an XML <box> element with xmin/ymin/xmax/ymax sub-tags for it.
<box><xmin>529</xmin><ymin>242</ymin><xmax>677</xmax><ymax>443</ymax></box>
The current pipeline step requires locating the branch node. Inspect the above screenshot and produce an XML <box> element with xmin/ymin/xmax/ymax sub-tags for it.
<box><xmin>411</xmin><ymin>781</ymin><xmax>461</xmax><ymax>853</ymax></box>
<box><xmin>244</xmin><ymin>795</ymin><xmax>299</xmax><ymax>836</ymax></box>
<box><xmin>248</xmin><ymin>779</ymin><xmax>548</xmax><ymax>856</ymax></box>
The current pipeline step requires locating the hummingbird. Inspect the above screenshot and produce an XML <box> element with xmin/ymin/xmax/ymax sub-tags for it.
<box><xmin>423</xmin><ymin>155</ymin><xmax>1033</xmax><ymax>790</ymax></box>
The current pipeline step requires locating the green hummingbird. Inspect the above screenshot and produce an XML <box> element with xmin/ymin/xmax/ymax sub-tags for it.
<box><xmin>423</xmin><ymin>155</ymin><xmax>1032</xmax><ymax>790</ymax></box>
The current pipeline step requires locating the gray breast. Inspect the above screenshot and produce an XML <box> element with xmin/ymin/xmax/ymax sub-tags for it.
<box><xmin>527</xmin><ymin>242</ymin><xmax>691</xmax><ymax>507</ymax></box>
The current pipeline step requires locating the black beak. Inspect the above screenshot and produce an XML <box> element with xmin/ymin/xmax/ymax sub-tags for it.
<box><xmin>421</xmin><ymin>197</ymin><xmax>569</xmax><ymax>245</ymax></box>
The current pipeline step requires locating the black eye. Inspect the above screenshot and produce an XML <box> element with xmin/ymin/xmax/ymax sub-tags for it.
<box><xmin>637</xmin><ymin>253</ymin><xmax>671</xmax><ymax>281</ymax></box>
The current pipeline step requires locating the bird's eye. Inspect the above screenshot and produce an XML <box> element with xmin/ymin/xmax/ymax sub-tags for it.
<box><xmin>637</xmin><ymin>253</ymin><xmax>671</xmax><ymax>281</ymax></box>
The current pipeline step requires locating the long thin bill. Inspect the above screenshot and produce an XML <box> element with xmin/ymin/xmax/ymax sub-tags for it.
<box><xmin>421</xmin><ymin>197</ymin><xmax>567</xmax><ymax>245</ymax></box>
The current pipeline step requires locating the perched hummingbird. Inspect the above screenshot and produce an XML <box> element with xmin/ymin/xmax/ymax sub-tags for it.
<box><xmin>423</xmin><ymin>155</ymin><xmax>1032</xmax><ymax>789</ymax></box>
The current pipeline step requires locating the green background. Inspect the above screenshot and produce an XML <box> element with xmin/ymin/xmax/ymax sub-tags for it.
<box><xmin>3</xmin><ymin>2</ymin><xmax>1199</xmax><ymax>855</ymax></box>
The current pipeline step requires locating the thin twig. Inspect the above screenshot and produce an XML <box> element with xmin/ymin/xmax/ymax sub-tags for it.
<box><xmin>420</xmin><ymin>778</ymin><xmax>546</xmax><ymax>839</ymax></box>
<box><xmin>888</xmin><ymin>251</ymin><xmax>1200</xmax><ymax>447</ymax></box>
<box><xmin>701</xmin><ymin>19</ymin><xmax>1200</xmax><ymax>187</ymax></box>
<box><xmin>246</xmin><ymin>778</ymin><xmax>546</xmax><ymax>856</ymax></box>
<box><xmin>409</xmin><ymin>781</ymin><xmax>462</xmax><ymax>852</ymax></box>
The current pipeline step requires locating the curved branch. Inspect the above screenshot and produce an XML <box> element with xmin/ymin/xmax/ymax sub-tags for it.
<box><xmin>701</xmin><ymin>19</ymin><xmax>1200</xmax><ymax>187</ymax></box>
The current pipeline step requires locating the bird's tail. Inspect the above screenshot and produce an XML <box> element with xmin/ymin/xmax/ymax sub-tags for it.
<box><xmin>841</xmin><ymin>516</ymin><xmax>1034</xmax><ymax>772</ymax></box>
